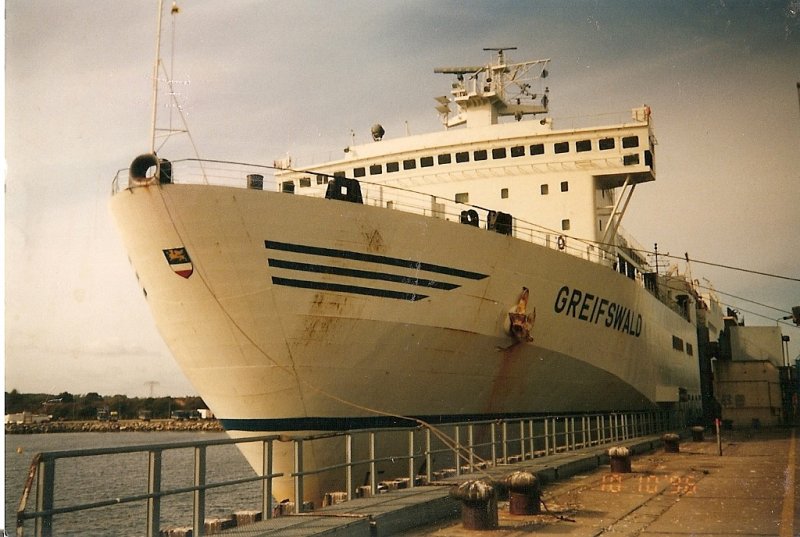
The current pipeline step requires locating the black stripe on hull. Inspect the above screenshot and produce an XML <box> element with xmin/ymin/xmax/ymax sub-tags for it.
<box><xmin>271</xmin><ymin>276</ymin><xmax>429</xmax><ymax>301</ymax></box>
<box><xmin>268</xmin><ymin>258</ymin><xmax>459</xmax><ymax>290</ymax></box>
<box><xmin>265</xmin><ymin>240</ymin><xmax>487</xmax><ymax>281</ymax></box>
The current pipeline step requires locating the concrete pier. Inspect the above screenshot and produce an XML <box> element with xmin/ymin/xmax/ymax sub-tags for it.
<box><xmin>220</xmin><ymin>427</ymin><xmax>798</xmax><ymax>536</ymax></box>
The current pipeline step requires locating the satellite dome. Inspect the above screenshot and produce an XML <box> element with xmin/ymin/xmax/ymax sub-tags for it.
<box><xmin>371</xmin><ymin>124</ymin><xmax>385</xmax><ymax>141</ymax></box>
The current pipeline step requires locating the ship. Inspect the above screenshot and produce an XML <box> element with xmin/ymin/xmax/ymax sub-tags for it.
<box><xmin>110</xmin><ymin>47</ymin><xmax>704</xmax><ymax>505</ymax></box>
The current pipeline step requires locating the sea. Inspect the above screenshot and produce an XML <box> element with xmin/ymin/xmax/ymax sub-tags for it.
<box><xmin>5</xmin><ymin>431</ymin><xmax>264</xmax><ymax>536</ymax></box>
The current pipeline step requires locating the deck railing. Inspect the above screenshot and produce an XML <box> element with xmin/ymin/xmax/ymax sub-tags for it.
<box><xmin>17</xmin><ymin>410</ymin><xmax>677</xmax><ymax>537</ymax></box>
<box><xmin>111</xmin><ymin>158</ymin><xmax>620</xmax><ymax>267</ymax></box>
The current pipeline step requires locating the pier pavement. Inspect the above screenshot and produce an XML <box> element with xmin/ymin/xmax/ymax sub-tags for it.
<box><xmin>219</xmin><ymin>427</ymin><xmax>798</xmax><ymax>537</ymax></box>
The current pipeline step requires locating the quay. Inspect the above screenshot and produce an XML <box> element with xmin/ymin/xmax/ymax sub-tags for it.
<box><xmin>218</xmin><ymin>427</ymin><xmax>797</xmax><ymax>536</ymax></box>
<box><xmin>5</xmin><ymin>418</ymin><xmax>223</xmax><ymax>434</ymax></box>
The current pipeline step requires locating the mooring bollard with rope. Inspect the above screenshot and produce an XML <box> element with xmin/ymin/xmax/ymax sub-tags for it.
<box><xmin>449</xmin><ymin>480</ymin><xmax>498</xmax><ymax>530</ymax></box>
<box><xmin>608</xmin><ymin>446</ymin><xmax>632</xmax><ymax>473</ymax></box>
<box><xmin>662</xmin><ymin>433</ymin><xmax>680</xmax><ymax>453</ymax></box>
<box><xmin>504</xmin><ymin>471</ymin><xmax>541</xmax><ymax>515</ymax></box>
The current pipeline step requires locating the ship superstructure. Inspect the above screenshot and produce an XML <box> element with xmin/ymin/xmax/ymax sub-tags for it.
<box><xmin>111</xmin><ymin>49</ymin><xmax>702</xmax><ymax>505</ymax></box>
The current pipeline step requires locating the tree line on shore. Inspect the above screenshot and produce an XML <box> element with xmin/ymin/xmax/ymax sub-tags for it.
<box><xmin>5</xmin><ymin>390</ymin><xmax>209</xmax><ymax>421</ymax></box>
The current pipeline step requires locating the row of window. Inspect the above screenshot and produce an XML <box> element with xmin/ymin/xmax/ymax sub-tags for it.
<box><xmin>454</xmin><ymin>179</ymin><xmax>570</xmax><ymax>204</ymax></box>
<box><xmin>672</xmin><ymin>335</ymin><xmax>694</xmax><ymax>356</ymax></box>
<box><xmin>350</xmin><ymin>135</ymin><xmax>641</xmax><ymax>178</ymax></box>
<box><xmin>287</xmin><ymin>134</ymin><xmax>643</xmax><ymax>189</ymax></box>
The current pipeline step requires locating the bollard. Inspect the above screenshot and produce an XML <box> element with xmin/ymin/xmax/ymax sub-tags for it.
<box><xmin>662</xmin><ymin>433</ymin><xmax>680</xmax><ymax>453</ymax></box>
<box><xmin>232</xmin><ymin>510</ymin><xmax>262</xmax><ymax>526</ymax></box>
<box><xmin>504</xmin><ymin>471</ymin><xmax>541</xmax><ymax>515</ymax></box>
<box><xmin>277</xmin><ymin>499</ymin><xmax>295</xmax><ymax>515</ymax></box>
<box><xmin>608</xmin><ymin>446</ymin><xmax>632</xmax><ymax>473</ymax></box>
<box><xmin>323</xmin><ymin>491</ymin><xmax>348</xmax><ymax>507</ymax></box>
<box><xmin>691</xmin><ymin>426</ymin><xmax>704</xmax><ymax>442</ymax></box>
<box><xmin>449</xmin><ymin>480</ymin><xmax>498</xmax><ymax>530</ymax></box>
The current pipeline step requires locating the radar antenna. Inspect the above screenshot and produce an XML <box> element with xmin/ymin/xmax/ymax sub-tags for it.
<box><xmin>482</xmin><ymin>46</ymin><xmax>517</xmax><ymax>65</ymax></box>
<box><xmin>433</xmin><ymin>48</ymin><xmax>550</xmax><ymax>128</ymax></box>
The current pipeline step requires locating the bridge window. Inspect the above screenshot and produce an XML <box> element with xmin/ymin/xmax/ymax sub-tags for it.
<box><xmin>510</xmin><ymin>145</ymin><xmax>525</xmax><ymax>157</ymax></box>
<box><xmin>474</xmin><ymin>149</ymin><xmax>487</xmax><ymax>161</ymax></box>
<box><xmin>386</xmin><ymin>161</ymin><xmax>399</xmax><ymax>173</ymax></box>
<box><xmin>576</xmin><ymin>140</ymin><xmax>592</xmax><ymax>152</ymax></box>
<box><xmin>299</xmin><ymin>177</ymin><xmax>311</xmax><ymax>187</ymax></box>
<box><xmin>369</xmin><ymin>164</ymin><xmax>382</xmax><ymax>175</ymax></box>
<box><xmin>438</xmin><ymin>153</ymin><xmax>452</xmax><ymax>165</ymax></box>
<box><xmin>540</xmin><ymin>184</ymin><xmax>549</xmax><ymax>195</ymax></box>
<box><xmin>455</xmin><ymin>151</ymin><xmax>470</xmax><ymax>163</ymax></box>
<box><xmin>554</xmin><ymin>141</ymin><xmax>569</xmax><ymax>154</ymax></box>
<box><xmin>686</xmin><ymin>343</ymin><xmax>694</xmax><ymax>356</ymax></box>
<box><xmin>403</xmin><ymin>159</ymin><xmax>416</xmax><ymax>170</ymax></box>
<box><xmin>561</xmin><ymin>219</ymin><xmax>570</xmax><ymax>231</ymax></box>
<box><xmin>501</xmin><ymin>188</ymin><xmax>509</xmax><ymax>199</ymax></box>
<box><xmin>316</xmin><ymin>174</ymin><xmax>328</xmax><ymax>185</ymax></box>
<box><xmin>530</xmin><ymin>143</ymin><xmax>544</xmax><ymax>155</ymax></box>
<box><xmin>599</xmin><ymin>138</ymin><xmax>615</xmax><ymax>150</ymax></box>
<box><xmin>420</xmin><ymin>156</ymin><xmax>434</xmax><ymax>168</ymax></box>
<box><xmin>455</xmin><ymin>192</ymin><xmax>469</xmax><ymax>204</ymax></box>
<box><xmin>622</xmin><ymin>136</ymin><xmax>639</xmax><ymax>148</ymax></box>
<box><xmin>492</xmin><ymin>147</ymin><xmax>507</xmax><ymax>159</ymax></box>
<box><xmin>560</xmin><ymin>181</ymin><xmax>569</xmax><ymax>192</ymax></box>
<box><xmin>353</xmin><ymin>167</ymin><xmax>366</xmax><ymax>177</ymax></box>
<box><xmin>623</xmin><ymin>154</ymin><xmax>640</xmax><ymax>165</ymax></box>
<box><xmin>672</xmin><ymin>335</ymin><xmax>684</xmax><ymax>351</ymax></box>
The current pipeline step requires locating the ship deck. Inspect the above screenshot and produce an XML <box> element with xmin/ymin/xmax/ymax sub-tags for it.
<box><xmin>218</xmin><ymin>427</ymin><xmax>798</xmax><ymax>536</ymax></box>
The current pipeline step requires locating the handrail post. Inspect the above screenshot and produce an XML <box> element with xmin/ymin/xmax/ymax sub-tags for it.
<box><xmin>468</xmin><ymin>424</ymin><xmax>475</xmax><ymax>471</ymax></box>
<box><xmin>294</xmin><ymin>439</ymin><xmax>304</xmax><ymax>513</ymax></box>
<box><xmin>425</xmin><ymin>428</ymin><xmax>432</xmax><ymax>484</ymax></box>
<box><xmin>491</xmin><ymin>421</ymin><xmax>497</xmax><ymax>466</ymax></box>
<box><xmin>570</xmin><ymin>417</ymin><xmax>576</xmax><ymax>450</ymax></box>
<box><xmin>528</xmin><ymin>420</ymin><xmax>534</xmax><ymax>459</ymax></box>
<box><xmin>263</xmin><ymin>440</ymin><xmax>273</xmax><ymax>519</ymax></box>
<box><xmin>35</xmin><ymin>457</ymin><xmax>54</xmax><ymax>537</ymax></box>
<box><xmin>193</xmin><ymin>446</ymin><xmax>206</xmax><ymax>537</ymax></box>
<box><xmin>146</xmin><ymin>450</ymin><xmax>162</xmax><ymax>537</ymax></box>
<box><xmin>346</xmin><ymin>433</ymin><xmax>353</xmax><ymax>500</ymax></box>
<box><xmin>454</xmin><ymin>426</ymin><xmax>461</xmax><ymax>476</ymax></box>
<box><xmin>501</xmin><ymin>421</ymin><xmax>508</xmax><ymax>463</ymax></box>
<box><xmin>490</xmin><ymin>422</ymin><xmax>497</xmax><ymax>465</ymax></box>
<box><xmin>544</xmin><ymin>419</ymin><xmax>550</xmax><ymax>456</ymax></box>
<box><xmin>369</xmin><ymin>432</ymin><xmax>377</xmax><ymax>495</ymax></box>
<box><xmin>407</xmin><ymin>430</ymin><xmax>415</xmax><ymax>488</ymax></box>
<box><xmin>519</xmin><ymin>421</ymin><xmax>525</xmax><ymax>458</ymax></box>
<box><xmin>581</xmin><ymin>416</ymin><xmax>587</xmax><ymax>448</ymax></box>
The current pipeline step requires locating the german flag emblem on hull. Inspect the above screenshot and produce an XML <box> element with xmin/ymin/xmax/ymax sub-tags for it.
<box><xmin>163</xmin><ymin>247</ymin><xmax>193</xmax><ymax>279</ymax></box>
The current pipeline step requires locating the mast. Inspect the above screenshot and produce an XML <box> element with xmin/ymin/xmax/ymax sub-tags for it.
<box><xmin>150</xmin><ymin>0</ymin><xmax>165</xmax><ymax>153</ymax></box>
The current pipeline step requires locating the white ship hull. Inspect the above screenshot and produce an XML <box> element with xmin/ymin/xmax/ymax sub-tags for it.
<box><xmin>110</xmin><ymin>182</ymin><xmax>700</xmax><ymax>503</ymax></box>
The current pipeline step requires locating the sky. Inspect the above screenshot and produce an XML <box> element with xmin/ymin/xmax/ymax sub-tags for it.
<box><xmin>4</xmin><ymin>0</ymin><xmax>800</xmax><ymax>398</ymax></box>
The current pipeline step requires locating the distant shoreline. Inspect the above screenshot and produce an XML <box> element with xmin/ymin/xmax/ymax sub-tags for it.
<box><xmin>4</xmin><ymin>418</ymin><xmax>224</xmax><ymax>434</ymax></box>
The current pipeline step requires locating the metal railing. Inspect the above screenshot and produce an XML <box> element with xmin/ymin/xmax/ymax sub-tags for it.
<box><xmin>111</xmin><ymin>158</ymin><xmax>625</xmax><ymax>267</ymax></box>
<box><xmin>16</xmin><ymin>410</ymin><xmax>677</xmax><ymax>537</ymax></box>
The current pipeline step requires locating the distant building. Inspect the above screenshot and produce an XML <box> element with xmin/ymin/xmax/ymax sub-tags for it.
<box><xmin>727</xmin><ymin>325</ymin><xmax>784</xmax><ymax>367</ymax></box>
<box><xmin>714</xmin><ymin>319</ymin><xmax>787</xmax><ymax>428</ymax></box>
<box><xmin>5</xmin><ymin>412</ymin><xmax>51</xmax><ymax>424</ymax></box>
